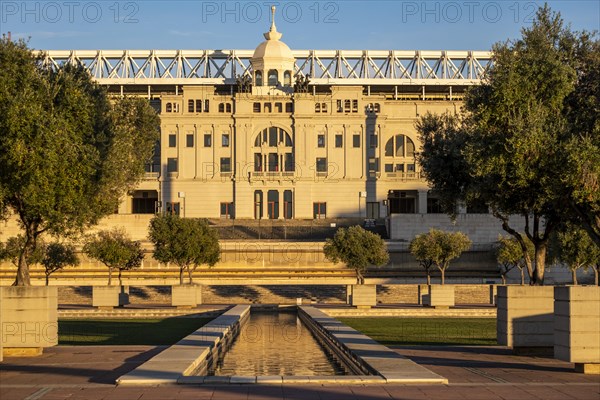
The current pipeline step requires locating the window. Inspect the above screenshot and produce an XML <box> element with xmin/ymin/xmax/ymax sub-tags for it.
<box><xmin>204</xmin><ymin>134</ymin><xmax>212</xmax><ymax>147</ymax></box>
<box><xmin>204</xmin><ymin>99</ymin><xmax>209</xmax><ymax>112</ymax></box>
<box><xmin>267</xmin><ymin>190</ymin><xmax>279</xmax><ymax>219</ymax></box>
<box><xmin>285</xmin><ymin>102</ymin><xmax>293</xmax><ymax>113</ymax></box>
<box><xmin>196</xmin><ymin>99</ymin><xmax>203</xmax><ymax>113</ymax></box>
<box><xmin>316</xmin><ymin>157</ymin><xmax>327</xmax><ymax>173</ymax></box>
<box><xmin>268</xmin><ymin>153</ymin><xmax>278</xmax><ymax>171</ymax></box>
<box><xmin>370</xmin><ymin>134</ymin><xmax>378</xmax><ymax>148</ymax></box>
<box><xmin>254</xmin><ymin>153</ymin><xmax>263</xmax><ymax>172</ymax></box>
<box><xmin>374</xmin><ymin>103</ymin><xmax>381</xmax><ymax>113</ymax></box>
<box><xmin>368</xmin><ymin>158</ymin><xmax>379</xmax><ymax>176</ymax></box>
<box><xmin>165</xmin><ymin>202</ymin><xmax>180</xmax><ymax>216</ymax></box>
<box><xmin>284</xmin><ymin>153</ymin><xmax>295</xmax><ymax>171</ymax></box>
<box><xmin>284</xmin><ymin>71</ymin><xmax>292</xmax><ymax>86</ymax></box>
<box><xmin>268</xmin><ymin>69</ymin><xmax>278</xmax><ymax>86</ymax></box>
<box><xmin>275</xmin><ymin>102</ymin><xmax>282</xmax><ymax>113</ymax></box>
<box><xmin>385</xmin><ymin>134</ymin><xmax>416</xmax><ymax>157</ymax></box>
<box><xmin>253</xmin><ymin>102</ymin><xmax>261</xmax><ymax>113</ymax></box>
<box><xmin>186</xmin><ymin>134</ymin><xmax>194</xmax><ymax>148</ymax></box>
<box><xmin>268</xmin><ymin>127</ymin><xmax>278</xmax><ymax>147</ymax></box>
<box><xmin>168</xmin><ymin>134</ymin><xmax>176</xmax><ymax>148</ymax></box>
<box><xmin>313</xmin><ymin>202</ymin><xmax>327</xmax><ymax>219</ymax></box>
<box><xmin>264</xmin><ymin>102</ymin><xmax>272</xmax><ymax>113</ymax></box>
<box><xmin>167</xmin><ymin>158</ymin><xmax>178</xmax><ymax>173</ymax></box>
<box><xmin>218</xmin><ymin>103</ymin><xmax>225</xmax><ymax>113</ymax></box>
<box><xmin>335</xmin><ymin>134</ymin><xmax>343</xmax><ymax>148</ymax></box>
<box><xmin>255</xmin><ymin>71</ymin><xmax>263</xmax><ymax>86</ymax></box>
<box><xmin>317</xmin><ymin>134</ymin><xmax>325</xmax><ymax>148</ymax></box>
<box><xmin>220</xmin><ymin>202</ymin><xmax>234</xmax><ymax>219</ymax></box>
<box><xmin>352</xmin><ymin>99</ymin><xmax>358</xmax><ymax>112</ymax></box>
<box><xmin>353</xmin><ymin>134</ymin><xmax>361</xmax><ymax>148</ymax></box>
<box><xmin>222</xmin><ymin>133</ymin><xmax>230</xmax><ymax>147</ymax></box>
<box><xmin>220</xmin><ymin>157</ymin><xmax>231</xmax><ymax>173</ymax></box>
<box><xmin>166</xmin><ymin>103</ymin><xmax>172</xmax><ymax>113</ymax></box>
<box><xmin>283</xmin><ymin>190</ymin><xmax>293</xmax><ymax>219</ymax></box>
<box><xmin>226</xmin><ymin>103</ymin><xmax>232</xmax><ymax>113</ymax></box>
<box><xmin>188</xmin><ymin>100</ymin><xmax>194</xmax><ymax>113</ymax></box>
<box><xmin>384</xmin><ymin>163</ymin><xmax>394</xmax><ymax>173</ymax></box>
<box><xmin>315</xmin><ymin>103</ymin><xmax>321</xmax><ymax>113</ymax></box>
<box><xmin>321</xmin><ymin>103</ymin><xmax>327</xmax><ymax>113</ymax></box>
<box><xmin>344</xmin><ymin>99</ymin><xmax>351</xmax><ymax>113</ymax></box>
<box><xmin>336</xmin><ymin>99</ymin><xmax>343</xmax><ymax>113</ymax></box>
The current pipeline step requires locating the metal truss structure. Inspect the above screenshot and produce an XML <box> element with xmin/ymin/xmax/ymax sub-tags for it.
<box><xmin>42</xmin><ymin>49</ymin><xmax>492</xmax><ymax>86</ymax></box>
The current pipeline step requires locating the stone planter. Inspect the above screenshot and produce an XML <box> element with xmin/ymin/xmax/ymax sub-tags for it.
<box><xmin>423</xmin><ymin>285</ymin><xmax>455</xmax><ymax>308</ymax></box>
<box><xmin>349</xmin><ymin>284</ymin><xmax>376</xmax><ymax>308</ymax></box>
<box><xmin>172</xmin><ymin>285</ymin><xmax>202</xmax><ymax>308</ymax></box>
<box><xmin>0</xmin><ymin>286</ymin><xmax>58</xmax><ymax>357</ymax></box>
<box><xmin>497</xmin><ymin>286</ymin><xmax>554</xmax><ymax>352</ymax></box>
<box><xmin>92</xmin><ymin>286</ymin><xmax>130</xmax><ymax>308</ymax></box>
<box><xmin>554</xmin><ymin>286</ymin><xmax>600</xmax><ymax>374</ymax></box>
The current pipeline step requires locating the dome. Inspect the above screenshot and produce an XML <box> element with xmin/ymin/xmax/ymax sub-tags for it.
<box><xmin>252</xmin><ymin>39</ymin><xmax>294</xmax><ymax>61</ymax></box>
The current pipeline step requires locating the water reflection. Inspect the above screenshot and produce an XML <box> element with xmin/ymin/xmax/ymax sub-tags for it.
<box><xmin>209</xmin><ymin>311</ymin><xmax>346</xmax><ymax>376</ymax></box>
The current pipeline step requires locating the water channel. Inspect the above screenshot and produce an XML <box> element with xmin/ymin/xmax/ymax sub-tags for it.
<box><xmin>208</xmin><ymin>310</ymin><xmax>348</xmax><ymax>376</ymax></box>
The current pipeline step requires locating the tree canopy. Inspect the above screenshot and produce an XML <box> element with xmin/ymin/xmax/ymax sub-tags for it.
<box><xmin>83</xmin><ymin>229</ymin><xmax>144</xmax><ymax>286</ymax></box>
<box><xmin>148</xmin><ymin>215</ymin><xmax>220</xmax><ymax>285</ymax></box>
<box><xmin>323</xmin><ymin>226</ymin><xmax>389</xmax><ymax>284</ymax></box>
<box><xmin>409</xmin><ymin>229</ymin><xmax>471</xmax><ymax>285</ymax></box>
<box><xmin>551</xmin><ymin>223</ymin><xmax>600</xmax><ymax>285</ymax></box>
<box><xmin>416</xmin><ymin>5</ymin><xmax>599</xmax><ymax>284</ymax></box>
<box><xmin>0</xmin><ymin>38</ymin><xmax>160</xmax><ymax>286</ymax></box>
<box><xmin>41</xmin><ymin>242</ymin><xmax>79</xmax><ymax>286</ymax></box>
<box><xmin>495</xmin><ymin>235</ymin><xmax>534</xmax><ymax>285</ymax></box>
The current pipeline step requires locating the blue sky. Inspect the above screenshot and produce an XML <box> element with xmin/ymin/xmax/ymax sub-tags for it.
<box><xmin>1</xmin><ymin>1</ymin><xmax>598</xmax><ymax>50</ymax></box>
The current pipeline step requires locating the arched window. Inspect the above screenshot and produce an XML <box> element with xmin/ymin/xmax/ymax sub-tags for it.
<box><xmin>253</xmin><ymin>127</ymin><xmax>295</xmax><ymax>172</ymax></box>
<box><xmin>218</xmin><ymin>103</ymin><xmax>225</xmax><ymax>113</ymax></box>
<box><xmin>268</xmin><ymin>69</ymin><xmax>278</xmax><ymax>86</ymax></box>
<box><xmin>385</xmin><ymin>134</ymin><xmax>416</xmax><ymax>157</ymax></box>
<box><xmin>226</xmin><ymin>103</ymin><xmax>232</xmax><ymax>113</ymax></box>
<box><xmin>255</xmin><ymin>71</ymin><xmax>263</xmax><ymax>86</ymax></box>
<box><xmin>283</xmin><ymin>71</ymin><xmax>292</xmax><ymax>86</ymax></box>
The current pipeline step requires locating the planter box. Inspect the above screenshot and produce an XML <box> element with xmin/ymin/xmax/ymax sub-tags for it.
<box><xmin>172</xmin><ymin>285</ymin><xmax>202</xmax><ymax>308</ymax></box>
<box><xmin>423</xmin><ymin>285</ymin><xmax>455</xmax><ymax>308</ymax></box>
<box><xmin>497</xmin><ymin>286</ymin><xmax>554</xmax><ymax>351</ymax></box>
<box><xmin>92</xmin><ymin>286</ymin><xmax>130</xmax><ymax>308</ymax></box>
<box><xmin>554</xmin><ymin>286</ymin><xmax>600</xmax><ymax>374</ymax></box>
<box><xmin>350</xmin><ymin>285</ymin><xmax>376</xmax><ymax>308</ymax></box>
<box><xmin>1</xmin><ymin>286</ymin><xmax>58</xmax><ymax>357</ymax></box>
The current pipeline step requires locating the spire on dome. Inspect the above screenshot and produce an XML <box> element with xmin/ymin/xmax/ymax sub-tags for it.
<box><xmin>263</xmin><ymin>5</ymin><xmax>282</xmax><ymax>41</ymax></box>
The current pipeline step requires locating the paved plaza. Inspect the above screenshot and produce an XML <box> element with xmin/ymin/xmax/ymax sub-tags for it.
<box><xmin>1</xmin><ymin>344</ymin><xmax>599</xmax><ymax>400</ymax></box>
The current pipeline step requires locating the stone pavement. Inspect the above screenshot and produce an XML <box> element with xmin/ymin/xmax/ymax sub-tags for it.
<box><xmin>1</xmin><ymin>345</ymin><xmax>599</xmax><ymax>400</ymax></box>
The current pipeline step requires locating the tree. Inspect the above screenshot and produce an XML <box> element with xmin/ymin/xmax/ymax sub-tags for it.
<box><xmin>409</xmin><ymin>233</ymin><xmax>436</xmax><ymax>285</ymax></box>
<box><xmin>323</xmin><ymin>226</ymin><xmax>389</xmax><ymax>284</ymax></box>
<box><xmin>551</xmin><ymin>223</ymin><xmax>600</xmax><ymax>285</ymax></box>
<box><xmin>0</xmin><ymin>235</ymin><xmax>45</xmax><ymax>268</ymax></box>
<box><xmin>41</xmin><ymin>242</ymin><xmax>79</xmax><ymax>286</ymax></box>
<box><xmin>495</xmin><ymin>235</ymin><xmax>534</xmax><ymax>285</ymax></box>
<box><xmin>408</xmin><ymin>229</ymin><xmax>471</xmax><ymax>285</ymax></box>
<box><xmin>148</xmin><ymin>215</ymin><xmax>220</xmax><ymax>285</ymax></box>
<box><xmin>416</xmin><ymin>6</ymin><xmax>596</xmax><ymax>284</ymax></box>
<box><xmin>0</xmin><ymin>38</ymin><xmax>160</xmax><ymax>286</ymax></box>
<box><xmin>83</xmin><ymin>229</ymin><xmax>144</xmax><ymax>286</ymax></box>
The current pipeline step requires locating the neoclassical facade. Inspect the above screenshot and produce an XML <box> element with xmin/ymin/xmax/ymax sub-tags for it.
<box><xmin>117</xmin><ymin>12</ymin><xmax>483</xmax><ymax>221</ymax></box>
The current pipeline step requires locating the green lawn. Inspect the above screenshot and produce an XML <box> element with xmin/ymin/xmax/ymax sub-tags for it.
<box><xmin>339</xmin><ymin>317</ymin><xmax>497</xmax><ymax>346</ymax></box>
<box><xmin>59</xmin><ymin>318</ymin><xmax>212</xmax><ymax>345</ymax></box>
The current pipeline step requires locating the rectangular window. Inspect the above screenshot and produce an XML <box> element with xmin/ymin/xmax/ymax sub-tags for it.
<box><xmin>186</xmin><ymin>134</ymin><xmax>194</xmax><ymax>148</ymax></box>
<box><xmin>352</xmin><ymin>99</ymin><xmax>358</xmax><ymax>113</ymax></box>
<box><xmin>385</xmin><ymin>163</ymin><xmax>394</xmax><ymax>173</ymax></box>
<box><xmin>222</xmin><ymin>133</ymin><xmax>230</xmax><ymax>147</ymax></box>
<box><xmin>253</xmin><ymin>102</ymin><xmax>261</xmax><ymax>113</ymax></box>
<box><xmin>427</xmin><ymin>198</ymin><xmax>443</xmax><ymax>214</ymax></box>
<box><xmin>316</xmin><ymin>157</ymin><xmax>327</xmax><ymax>173</ymax></box>
<box><xmin>285</xmin><ymin>102</ymin><xmax>293</xmax><ymax>113</ymax></box>
<box><xmin>353</xmin><ymin>134</ymin><xmax>360</xmax><ymax>148</ymax></box>
<box><xmin>313</xmin><ymin>202</ymin><xmax>327</xmax><ymax>219</ymax></box>
<box><xmin>226</xmin><ymin>103</ymin><xmax>232</xmax><ymax>113</ymax></box>
<box><xmin>168</xmin><ymin>134</ymin><xmax>176</xmax><ymax>148</ymax></box>
<box><xmin>264</xmin><ymin>102</ymin><xmax>272</xmax><ymax>113</ymax></box>
<box><xmin>344</xmin><ymin>100</ymin><xmax>351</xmax><ymax>113</ymax></box>
<box><xmin>188</xmin><ymin>100</ymin><xmax>194</xmax><ymax>113</ymax></box>
<box><xmin>335</xmin><ymin>134</ymin><xmax>343</xmax><ymax>148</ymax></box>
<box><xmin>166</xmin><ymin>202</ymin><xmax>180</xmax><ymax>216</ymax></box>
<box><xmin>196</xmin><ymin>100</ymin><xmax>203</xmax><ymax>113</ymax></box>
<box><xmin>220</xmin><ymin>157</ymin><xmax>231</xmax><ymax>173</ymax></box>
<box><xmin>269</xmin><ymin>127</ymin><xmax>278</xmax><ymax>147</ymax></box>
<box><xmin>204</xmin><ymin>99</ymin><xmax>210</xmax><ymax>112</ymax></box>
<box><xmin>167</xmin><ymin>158</ymin><xmax>178</xmax><ymax>173</ymax></box>
<box><xmin>220</xmin><ymin>202</ymin><xmax>234</xmax><ymax>219</ymax></box>
<box><xmin>317</xmin><ymin>134</ymin><xmax>325</xmax><ymax>148</ymax></box>
<box><xmin>275</xmin><ymin>102</ymin><xmax>282</xmax><ymax>113</ymax></box>
<box><xmin>336</xmin><ymin>99</ymin><xmax>343</xmax><ymax>113</ymax></box>
<box><xmin>204</xmin><ymin>134</ymin><xmax>212</xmax><ymax>147</ymax></box>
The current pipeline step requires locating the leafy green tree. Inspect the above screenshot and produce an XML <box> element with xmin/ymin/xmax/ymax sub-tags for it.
<box><xmin>495</xmin><ymin>235</ymin><xmax>534</xmax><ymax>285</ymax></box>
<box><xmin>409</xmin><ymin>233</ymin><xmax>436</xmax><ymax>285</ymax></box>
<box><xmin>0</xmin><ymin>235</ymin><xmax>45</xmax><ymax>268</ymax></box>
<box><xmin>551</xmin><ymin>223</ymin><xmax>600</xmax><ymax>285</ymax></box>
<box><xmin>83</xmin><ymin>229</ymin><xmax>144</xmax><ymax>286</ymax></box>
<box><xmin>148</xmin><ymin>215</ymin><xmax>220</xmax><ymax>285</ymax></box>
<box><xmin>41</xmin><ymin>242</ymin><xmax>79</xmax><ymax>286</ymax></box>
<box><xmin>0</xmin><ymin>38</ymin><xmax>160</xmax><ymax>286</ymax></box>
<box><xmin>416</xmin><ymin>6</ymin><xmax>597</xmax><ymax>284</ymax></box>
<box><xmin>323</xmin><ymin>226</ymin><xmax>389</xmax><ymax>284</ymax></box>
<box><xmin>408</xmin><ymin>229</ymin><xmax>471</xmax><ymax>285</ymax></box>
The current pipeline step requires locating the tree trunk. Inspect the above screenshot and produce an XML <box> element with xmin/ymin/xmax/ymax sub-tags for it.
<box><xmin>188</xmin><ymin>267</ymin><xmax>194</xmax><ymax>285</ymax></box>
<box><xmin>426</xmin><ymin>272</ymin><xmax>431</xmax><ymax>285</ymax></box>
<box><xmin>356</xmin><ymin>270</ymin><xmax>364</xmax><ymax>285</ymax></box>
<box><xmin>501</xmin><ymin>274</ymin><xmax>506</xmax><ymax>285</ymax></box>
<box><xmin>520</xmin><ymin>267</ymin><xmax>525</xmax><ymax>286</ymax></box>
<box><xmin>108</xmin><ymin>267</ymin><xmax>112</xmax><ymax>286</ymax></box>
<box><xmin>14</xmin><ymin>226</ymin><xmax>37</xmax><ymax>286</ymax></box>
<box><xmin>496</xmin><ymin>212</ymin><xmax>534</xmax><ymax>282</ymax></box>
<box><xmin>572</xmin><ymin>268</ymin><xmax>578</xmax><ymax>286</ymax></box>
<box><xmin>439</xmin><ymin>267</ymin><xmax>445</xmax><ymax>285</ymax></box>
<box><xmin>45</xmin><ymin>272</ymin><xmax>50</xmax><ymax>286</ymax></box>
<box><xmin>179</xmin><ymin>267</ymin><xmax>184</xmax><ymax>285</ymax></box>
<box><xmin>531</xmin><ymin>243</ymin><xmax>547</xmax><ymax>285</ymax></box>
